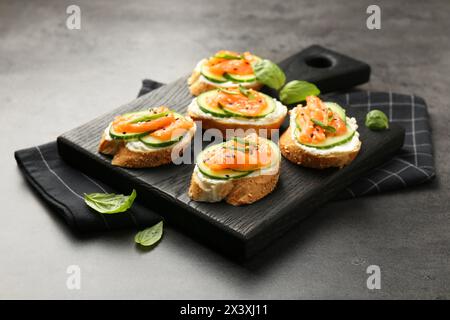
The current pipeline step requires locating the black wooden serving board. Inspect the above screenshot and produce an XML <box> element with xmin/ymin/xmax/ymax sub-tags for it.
<box><xmin>57</xmin><ymin>46</ymin><xmax>403</xmax><ymax>260</ymax></box>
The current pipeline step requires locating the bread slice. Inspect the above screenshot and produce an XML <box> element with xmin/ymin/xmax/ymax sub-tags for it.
<box><xmin>188</xmin><ymin>168</ymin><xmax>280</xmax><ymax>206</ymax></box>
<box><xmin>187</xmin><ymin>95</ymin><xmax>287</xmax><ymax>138</ymax></box>
<box><xmin>188</xmin><ymin>134</ymin><xmax>280</xmax><ymax>205</ymax></box>
<box><xmin>279</xmin><ymin>127</ymin><xmax>361</xmax><ymax>169</ymax></box>
<box><xmin>187</xmin><ymin>69</ymin><xmax>263</xmax><ymax>96</ymax></box>
<box><xmin>98</xmin><ymin>124</ymin><xmax>196</xmax><ymax>169</ymax></box>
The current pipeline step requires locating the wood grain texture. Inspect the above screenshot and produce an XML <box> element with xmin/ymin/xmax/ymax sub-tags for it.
<box><xmin>57</xmin><ymin>47</ymin><xmax>403</xmax><ymax>260</ymax></box>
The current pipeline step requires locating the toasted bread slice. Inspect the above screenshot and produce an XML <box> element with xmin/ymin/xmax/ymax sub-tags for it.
<box><xmin>111</xmin><ymin>145</ymin><xmax>178</xmax><ymax>168</ymax></box>
<box><xmin>187</xmin><ymin>93</ymin><xmax>287</xmax><ymax>138</ymax></box>
<box><xmin>187</xmin><ymin>69</ymin><xmax>263</xmax><ymax>96</ymax></box>
<box><xmin>188</xmin><ymin>168</ymin><xmax>279</xmax><ymax>206</ymax></box>
<box><xmin>188</xmin><ymin>133</ymin><xmax>280</xmax><ymax>205</ymax></box>
<box><xmin>98</xmin><ymin>122</ymin><xmax>196</xmax><ymax>169</ymax></box>
<box><xmin>99</xmin><ymin>133</ymin><xmax>193</xmax><ymax>168</ymax></box>
<box><xmin>280</xmin><ymin>127</ymin><xmax>361</xmax><ymax>169</ymax></box>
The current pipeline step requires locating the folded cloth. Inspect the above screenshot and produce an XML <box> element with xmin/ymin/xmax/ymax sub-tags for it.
<box><xmin>140</xmin><ymin>80</ymin><xmax>436</xmax><ymax>200</ymax></box>
<box><xmin>14</xmin><ymin>81</ymin><xmax>164</xmax><ymax>233</ymax></box>
<box><xmin>328</xmin><ymin>91</ymin><xmax>435</xmax><ymax>199</ymax></box>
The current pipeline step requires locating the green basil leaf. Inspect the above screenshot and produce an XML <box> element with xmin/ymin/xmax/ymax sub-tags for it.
<box><xmin>365</xmin><ymin>109</ymin><xmax>389</xmax><ymax>131</ymax></box>
<box><xmin>311</xmin><ymin>118</ymin><xmax>336</xmax><ymax>133</ymax></box>
<box><xmin>135</xmin><ymin>221</ymin><xmax>163</xmax><ymax>247</ymax></box>
<box><xmin>252</xmin><ymin>59</ymin><xmax>286</xmax><ymax>90</ymax></box>
<box><xmin>279</xmin><ymin>80</ymin><xmax>321</xmax><ymax>105</ymax></box>
<box><xmin>84</xmin><ymin>189</ymin><xmax>137</xmax><ymax>214</ymax></box>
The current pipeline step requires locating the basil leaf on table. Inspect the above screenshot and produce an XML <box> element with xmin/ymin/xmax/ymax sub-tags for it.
<box><xmin>365</xmin><ymin>109</ymin><xmax>389</xmax><ymax>131</ymax></box>
<box><xmin>84</xmin><ymin>189</ymin><xmax>137</xmax><ymax>214</ymax></box>
<box><xmin>135</xmin><ymin>221</ymin><xmax>164</xmax><ymax>247</ymax></box>
<box><xmin>252</xmin><ymin>59</ymin><xmax>286</xmax><ymax>90</ymax></box>
<box><xmin>279</xmin><ymin>80</ymin><xmax>321</xmax><ymax>105</ymax></box>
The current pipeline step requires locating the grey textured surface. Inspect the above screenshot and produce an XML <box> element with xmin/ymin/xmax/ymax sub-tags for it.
<box><xmin>1</xmin><ymin>0</ymin><xmax>449</xmax><ymax>299</ymax></box>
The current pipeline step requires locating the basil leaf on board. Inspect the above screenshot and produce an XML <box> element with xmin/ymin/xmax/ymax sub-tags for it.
<box><xmin>311</xmin><ymin>118</ymin><xmax>336</xmax><ymax>133</ymax></box>
<box><xmin>84</xmin><ymin>189</ymin><xmax>137</xmax><ymax>214</ymax></box>
<box><xmin>365</xmin><ymin>109</ymin><xmax>389</xmax><ymax>130</ymax></box>
<box><xmin>279</xmin><ymin>80</ymin><xmax>321</xmax><ymax>105</ymax></box>
<box><xmin>252</xmin><ymin>59</ymin><xmax>286</xmax><ymax>90</ymax></box>
<box><xmin>135</xmin><ymin>221</ymin><xmax>164</xmax><ymax>247</ymax></box>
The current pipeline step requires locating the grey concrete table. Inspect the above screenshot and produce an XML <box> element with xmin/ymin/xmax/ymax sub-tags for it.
<box><xmin>1</xmin><ymin>0</ymin><xmax>449</xmax><ymax>299</ymax></box>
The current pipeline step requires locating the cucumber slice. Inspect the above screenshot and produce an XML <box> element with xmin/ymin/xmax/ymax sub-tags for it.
<box><xmin>139</xmin><ymin>133</ymin><xmax>184</xmax><ymax>148</ymax></box>
<box><xmin>264</xmin><ymin>139</ymin><xmax>281</xmax><ymax>169</ymax></box>
<box><xmin>198</xmin><ymin>164</ymin><xmax>252</xmax><ymax>180</ymax></box>
<box><xmin>224</xmin><ymin>73</ymin><xmax>256</xmax><ymax>83</ymax></box>
<box><xmin>294</xmin><ymin>102</ymin><xmax>355</xmax><ymax>149</ymax></box>
<box><xmin>222</xmin><ymin>138</ymin><xmax>280</xmax><ymax>172</ymax></box>
<box><xmin>121</xmin><ymin>110</ymin><xmax>149</xmax><ymax>118</ymax></box>
<box><xmin>198</xmin><ymin>90</ymin><xmax>276</xmax><ymax>119</ymax></box>
<box><xmin>325</xmin><ymin>102</ymin><xmax>346</xmax><ymax>122</ymax></box>
<box><xmin>108</xmin><ymin>109</ymin><xmax>171</xmax><ymax>140</ymax></box>
<box><xmin>219</xmin><ymin>92</ymin><xmax>276</xmax><ymax>118</ymax></box>
<box><xmin>109</xmin><ymin>126</ymin><xmax>149</xmax><ymax>140</ymax></box>
<box><xmin>201</xmin><ymin>64</ymin><xmax>227</xmax><ymax>83</ymax></box>
<box><xmin>196</xmin><ymin>144</ymin><xmax>253</xmax><ymax>180</ymax></box>
<box><xmin>294</xmin><ymin>128</ymin><xmax>356</xmax><ymax>149</ymax></box>
<box><xmin>139</xmin><ymin>112</ymin><xmax>189</xmax><ymax>147</ymax></box>
<box><xmin>196</xmin><ymin>91</ymin><xmax>230</xmax><ymax>118</ymax></box>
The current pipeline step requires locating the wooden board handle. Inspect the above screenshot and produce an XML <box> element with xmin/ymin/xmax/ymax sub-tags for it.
<box><xmin>276</xmin><ymin>45</ymin><xmax>371</xmax><ymax>94</ymax></box>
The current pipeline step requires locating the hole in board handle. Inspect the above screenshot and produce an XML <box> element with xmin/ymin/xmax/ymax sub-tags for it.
<box><xmin>304</xmin><ymin>55</ymin><xmax>334</xmax><ymax>68</ymax></box>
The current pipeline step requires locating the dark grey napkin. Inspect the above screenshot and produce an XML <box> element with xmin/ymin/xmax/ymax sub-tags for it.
<box><xmin>329</xmin><ymin>91</ymin><xmax>435</xmax><ymax>199</ymax></box>
<box><xmin>15</xmin><ymin>142</ymin><xmax>162</xmax><ymax>233</ymax></box>
<box><xmin>14</xmin><ymin>81</ymin><xmax>164</xmax><ymax>233</ymax></box>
